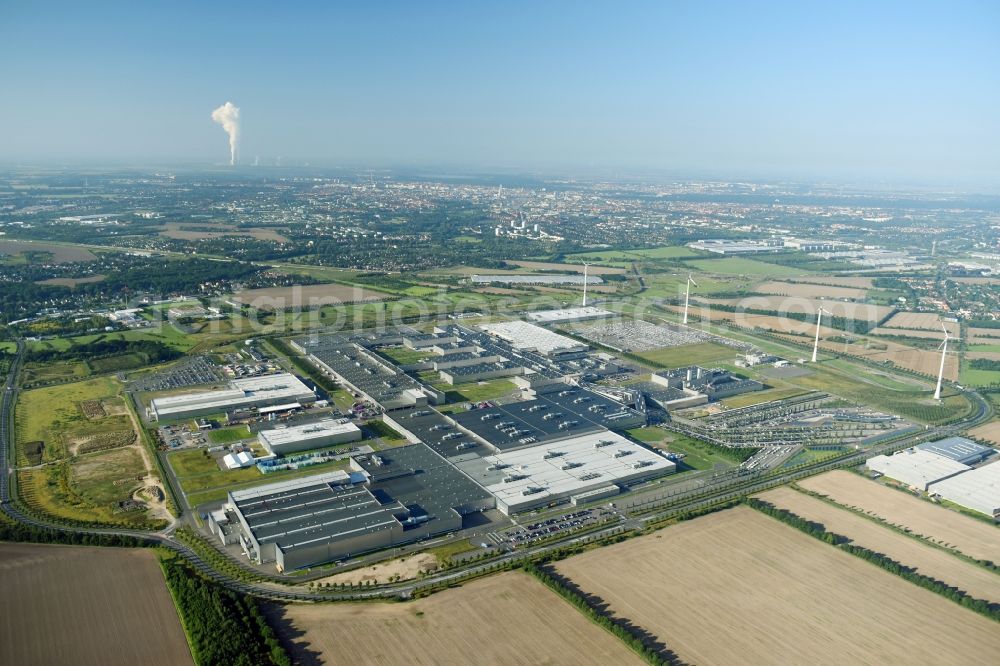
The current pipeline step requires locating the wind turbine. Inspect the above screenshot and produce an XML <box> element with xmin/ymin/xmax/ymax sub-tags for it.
<box><xmin>582</xmin><ymin>262</ymin><xmax>590</xmax><ymax>307</ymax></box>
<box><xmin>682</xmin><ymin>275</ymin><xmax>698</xmax><ymax>324</ymax></box>
<box><xmin>811</xmin><ymin>307</ymin><xmax>831</xmax><ymax>363</ymax></box>
<box><xmin>933</xmin><ymin>323</ymin><xmax>951</xmax><ymax>400</ymax></box>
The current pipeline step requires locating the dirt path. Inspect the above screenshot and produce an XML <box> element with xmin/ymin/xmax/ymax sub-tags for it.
<box><xmin>311</xmin><ymin>553</ymin><xmax>439</xmax><ymax>586</ymax></box>
<box><xmin>121</xmin><ymin>394</ymin><xmax>175</xmax><ymax>527</ymax></box>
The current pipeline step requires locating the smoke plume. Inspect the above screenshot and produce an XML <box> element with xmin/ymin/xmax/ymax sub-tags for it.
<box><xmin>211</xmin><ymin>102</ymin><xmax>240</xmax><ymax>165</ymax></box>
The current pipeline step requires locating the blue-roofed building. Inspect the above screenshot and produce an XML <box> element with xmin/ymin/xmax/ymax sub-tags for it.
<box><xmin>916</xmin><ymin>437</ymin><xmax>995</xmax><ymax>466</ymax></box>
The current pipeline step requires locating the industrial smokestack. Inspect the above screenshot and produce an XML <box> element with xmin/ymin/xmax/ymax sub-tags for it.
<box><xmin>211</xmin><ymin>102</ymin><xmax>240</xmax><ymax>165</ymax></box>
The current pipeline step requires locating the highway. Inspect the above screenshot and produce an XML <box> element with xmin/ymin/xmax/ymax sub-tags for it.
<box><xmin>0</xmin><ymin>338</ymin><xmax>993</xmax><ymax>603</ymax></box>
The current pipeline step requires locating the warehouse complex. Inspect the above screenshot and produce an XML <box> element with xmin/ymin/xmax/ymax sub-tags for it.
<box><xmin>479</xmin><ymin>321</ymin><xmax>588</xmax><ymax>358</ymax></box>
<box><xmin>148</xmin><ymin>372</ymin><xmax>316</xmax><ymax>420</ymax></box>
<box><xmin>210</xmin><ymin>443</ymin><xmax>494</xmax><ymax>571</ymax></box>
<box><xmin>866</xmin><ymin>449</ymin><xmax>971</xmax><ymax>491</ymax></box>
<box><xmin>258</xmin><ymin>420</ymin><xmax>362</xmax><ymax>456</ymax></box>
<box><xmin>929</xmin><ymin>462</ymin><xmax>1000</xmax><ymax>519</ymax></box>
<box><xmin>524</xmin><ymin>307</ymin><xmax>615</xmax><ymax>324</ymax></box>
<box><xmin>457</xmin><ymin>431</ymin><xmax>675</xmax><ymax>514</ymax></box>
<box><xmin>916</xmin><ymin>437</ymin><xmax>994</xmax><ymax>465</ymax></box>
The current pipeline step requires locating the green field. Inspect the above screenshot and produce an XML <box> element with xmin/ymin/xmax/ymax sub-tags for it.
<box><xmin>636</xmin><ymin>342</ymin><xmax>735</xmax><ymax>368</ymax></box>
<box><xmin>65</xmin><ymin>324</ymin><xmax>194</xmax><ymax>351</ymax></box>
<box><xmin>378</xmin><ymin>346</ymin><xmax>432</xmax><ymax>365</ymax></box>
<box><xmin>20</xmin><ymin>360</ymin><xmax>91</xmax><ymax>386</ymax></box>
<box><xmin>433</xmin><ymin>378</ymin><xmax>518</xmax><ymax>403</ymax></box>
<box><xmin>626</xmin><ymin>428</ymin><xmax>738</xmax><ymax>470</ymax></box>
<box><xmin>720</xmin><ymin>386</ymin><xmax>808</xmax><ymax>408</ymax></box>
<box><xmin>18</xmin><ymin>446</ymin><xmax>156</xmax><ymax>528</ymax></box>
<box><xmin>206</xmin><ymin>425</ymin><xmax>252</xmax><ymax>444</ymax></box>
<box><xmin>565</xmin><ymin>245</ymin><xmax>699</xmax><ymax>262</ymax></box>
<box><xmin>959</xmin><ymin>359</ymin><xmax>1000</xmax><ymax>387</ymax></box>
<box><xmin>782</xmin><ymin>447</ymin><xmax>842</xmax><ymax>468</ymax></box>
<box><xmin>15</xmin><ymin>376</ymin><xmax>132</xmax><ymax>463</ymax></box>
<box><xmin>640</xmin><ymin>273</ymin><xmax>743</xmax><ymax>298</ymax></box>
<box><xmin>687</xmin><ymin>257</ymin><xmax>808</xmax><ymax>277</ymax></box>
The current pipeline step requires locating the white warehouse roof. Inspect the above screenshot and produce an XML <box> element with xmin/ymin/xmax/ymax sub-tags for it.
<box><xmin>928</xmin><ymin>461</ymin><xmax>1000</xmax><ymax>519</ymax></box>
<box><xmin>866</xmin><ymin>448</ymin><xmax>970</xmax><ymax>491</ymax></box>
<box><xmin>475</xmin><ymin>431</ymin><xmax>674</xmax><ymax>513</ymax></box>
<box><xmin>150</xmin><ymin>372</ymin><xmax>314</xmax><ymax>419</ymax></box>
<box><xmin>258</xmin><ymin>420</ymin><xmax>361</xmax><ymax>448</ymax></box>
<box><xmin>525</xmin><ymin>307</ymin><xmax>615</xmax><ymax>324</ymax></box>
<box><xmin>479</xmin><ymin>320</ymin><xmax>587</xmax><ymax>356</ymax></box>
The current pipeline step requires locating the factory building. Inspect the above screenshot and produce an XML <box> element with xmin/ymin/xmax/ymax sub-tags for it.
<box><xmin>525</xmin><ymin>307</ymin><xmax>615</xmax><ymax>324</ymax></box>
<box><xmin>479</xmin><ymin>321</ymin><xmax>588</xmax><ymax>359</ymax></box>
<box><xmin>211</xmin><ymin>443</ymin><xmax>494</xmax><ymax>571</ymax></box>
<box><xmin>916</xmin><ymin>437</ymin><xmax>995</xmax><ymax>466</ymax></box>
<box><xmin>439</xmin><ymin>360</ymin><xmax>524</xmax><ymax>385</ymax></box>
<box><xmin>454</xmin><ymin>431</ymin><xmax>675</xmax><ymax>515</ymax></box>
<box><xmin>450</xmin><ymin>389</ymin><xmax>646</xmax><ymax>451</ymax></box>
<box><xmin>651</xmin><ymin>366</ymin><xmax>763</xmax><ymax>400</ymax></box>
<box><xmin>866</xmin><ymin>448</ymin><xmax>971</xmax><ymax>491</ymax></box>
<box><xmin>929</xmin><ymin>461</ymin><xmax>1000</xmax><ymax>519</ymax></box>
<box><xmin>148</xmin><ymin>373</ymin><xmax>316</xmax><ymax>421</ymax></box>
<box><xmin>258</xmin><ymin>419</ymin><xmax>362</xmax><ymax>456</ymax></box>
<box><xmin>299</xmin><ymin>338</ymin><xmax>444</xmax><ymax>409</ymax></box>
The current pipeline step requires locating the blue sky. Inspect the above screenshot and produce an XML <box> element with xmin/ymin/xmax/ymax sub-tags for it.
<box><xmin>1</xmin><ymin>1</ymin><xmax>998</xmax><ymax>184</ymax></box>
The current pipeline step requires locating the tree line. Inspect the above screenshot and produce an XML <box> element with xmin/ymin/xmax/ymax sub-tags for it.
<box><xmin>25</xmin><ymin>338</ymin><xmax>182</xmax><ymax>365</ymax></box>
<box><xmin>160</xmin><ymin>556</ymin><xmax>291</xmax><ymax>666</ymax></box>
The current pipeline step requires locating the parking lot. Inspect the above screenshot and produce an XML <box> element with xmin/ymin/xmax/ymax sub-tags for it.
<box><xmin>128</xmin><ymin>355</ymin><xmax>224</xmax><ymax>392</ymax></box>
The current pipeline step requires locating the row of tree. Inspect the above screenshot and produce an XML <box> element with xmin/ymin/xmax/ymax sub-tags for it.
<box><xmin>25</xmin><ymin>338</ymin><xmax>182</xmax><ymax>364</ymax></box>
<box><xmin>524</xmin><ymin>562</ymin><xmax>676</xmax><ymax>665</ymax></box>
<box><xmin>160</xmin><ymin>556</ymin><xmax>290</xmax><ymax>666</ymax></box>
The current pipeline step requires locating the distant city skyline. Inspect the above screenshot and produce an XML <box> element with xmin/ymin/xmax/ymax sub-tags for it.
<box><xmin>1</xmin><ymin>1</ymin><xmax>998</xmax><ymax>187</ymax></box>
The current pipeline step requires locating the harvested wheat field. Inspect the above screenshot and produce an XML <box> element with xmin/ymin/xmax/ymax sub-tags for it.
<box><xmin>882</xmin><ymin>312</ymin><xmax>960</xmax><ymax>335</ymax></box>
<box><xmin>555</xmin><ymin>507</ymin><xmax>1000</xmax><ymax>666</ymax></box>
<box><xmin>756</xmin><ymin>486</ymin><xmax>1000</xmax><ymax>602</ymax></box>
<box><xmin>968</xmin><ymin>420</ymin><xmax>1000</xmax><ymax>446</ymax></box>
<box><xmin>968</xmin><ymin>328</ymin><xmax>1000</xmax><ymax>344</ymax></box>
<box><xmin>788</xmin><ymin>276</ymin><xmax>874</xmax><ymax>288</ymax></box>
<box><xmin>754</xmin><ymin>280</ymin><xmax>868</xmax><ymax>300</ymax></box>
<box><xmin>703</xmin><ymin>295</ymin><xmax>891</xmax><ymax>322</ymax></box>
<box><xmin>0</xmin><ymin>543</ymin><xmax>192</xmax><ymax>666</ymax></box>
<box><xmin>230</xmin><ymin>282</ymin><xmax>390</xmax><ymax>309</ymax></box>
<box><xmin>800</xmin><ymin>470</ymin><xmax>1000</xmax><ymax>561</ymax></box>
<box><xmin>508</xmin><ymin>260</ymin><xmax>626</xmax><ymax>275</ymax></box>
<box><xmin>270</xmin><ymin>571</ymin><xmax>643</xmax><ymax>666</ymax></box>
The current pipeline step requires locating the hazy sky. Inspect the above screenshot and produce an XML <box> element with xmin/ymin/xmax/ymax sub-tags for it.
<box><xmin>1</xmin><ymin>1</ymin><xmax>998</xmax><ymax>184</ymax></box>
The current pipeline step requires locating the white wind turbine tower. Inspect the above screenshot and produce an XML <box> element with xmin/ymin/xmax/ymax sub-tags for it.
<box><xmin>934</xmin><ymin>323</ymin><xmax>951</xmax><ymax>400</ymax></box>
<box><xmin>682</xmin><ymin>275</ymin><xmax>698</xmax><ymax>324</ymax></box>
<box><xmin>811</xmin><ymin>307</ymin><xmax>831</xmax><ymax>363</ymax></box>
<box><xmin>582</xmin><ymin>263</ymin><xmax>590</xmax><ymax>307</ymax></box>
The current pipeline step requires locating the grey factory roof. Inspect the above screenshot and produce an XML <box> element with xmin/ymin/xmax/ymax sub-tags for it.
<box><xmin>387</xmin><ymin>408</ymin><xmax>485</xmax><ymax>461</ymax></box>
<box><xmin>452</xmin><ymin>389</ymin><xmax>642</xmax><ymax>450</ymax></box>
<box><xmin>352</xmin><ymin>443</ymin><xmax>493</xmax><ymax>517</ymax></box>
<box><xmin>443</xmin><ymin>360</ymin><xmax>522</xmax><ymax>377</ymax></box>
<box><xmin>231</xmin><ymin>472</ymin><xmax>403</xmax><ymax>554</ymax></box>
<box><xmin>308</xmin><ymin>342</ymin><xmax>427</xmax><ymax>403</ymax></box>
